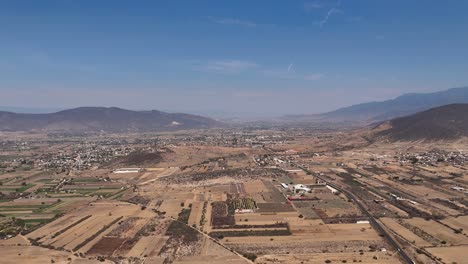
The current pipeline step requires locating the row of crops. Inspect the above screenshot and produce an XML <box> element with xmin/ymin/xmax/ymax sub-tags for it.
<box><xmin>230</xmin><ymin>198</ymin><xmax>257</xmax><ymax>210</ymax></box>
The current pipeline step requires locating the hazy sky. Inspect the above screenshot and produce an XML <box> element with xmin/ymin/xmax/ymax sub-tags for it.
<box><xmin>1</xmin><ymin>0</ymin><xmax>468</xmax><ymax>116</ymax></box>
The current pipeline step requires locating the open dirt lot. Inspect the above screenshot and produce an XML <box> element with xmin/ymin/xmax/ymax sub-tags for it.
<box><xmin>380</xmin><ymin>217</ymin><xmax>432</xmax><ymax>247</ymax></box>
<box><xmin>257</xmin><ymin>251</ymin><xmax>399</xmax><ymax>264</ymax></box>
<box><xmin>404</xmin><ymin>217</ymin><xmax>468</xmax><ymax>245</ymax></box>
<box><xmin>426</xmin><ymin>245</ymin><xmax>468</xmax><ymax>264</ymax></box>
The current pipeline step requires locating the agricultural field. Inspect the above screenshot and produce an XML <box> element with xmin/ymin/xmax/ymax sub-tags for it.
<box><xmin>1</xmin><ymin>129</ymin><xmax>467</xmax><ymax>263</ymax></box>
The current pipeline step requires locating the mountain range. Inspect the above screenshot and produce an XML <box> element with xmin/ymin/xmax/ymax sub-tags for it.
<box><xmin>0</xmin><ymin>107</ymin><xmax>221</xmax><ymax>133</ymax></box>
<box><xmin>285</xmin><ymin>86</ymin><xmax>468</xmax><ymax>123</ymax></box>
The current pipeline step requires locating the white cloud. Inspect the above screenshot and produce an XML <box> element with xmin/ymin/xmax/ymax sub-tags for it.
<box><xmin>304</xmin><ymin>1</ymin><xmax>322</xmax><ymax>12</ymax></box>
<box><xmin>319</xmin><ymin>7</ymin><xmax>341</xmax><ymax>28</ymax></box>
<box><xmin>318</xmin><ymin>0</ymin><xmax>342</xmax><ymax>28</ymax></box>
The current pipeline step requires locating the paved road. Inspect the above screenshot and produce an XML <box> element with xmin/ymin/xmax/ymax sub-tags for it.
<box><xmin>292</xmin><ymin>163</ymin><xmax>414</xmax><ymax>264</ymax></box>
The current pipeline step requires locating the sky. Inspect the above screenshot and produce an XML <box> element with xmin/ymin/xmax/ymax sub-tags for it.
<box><xmin>1</xmin><ymin>0</ymin><xmax>468</xmax><ymax>117</ymax></box>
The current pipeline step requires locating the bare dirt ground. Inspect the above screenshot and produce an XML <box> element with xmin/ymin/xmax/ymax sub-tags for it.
<box><xmin>404</xmin><ymin>217</ymin><xmax>468</xmax><ymax>245</ymax></box>
<box><xmin>425</xmin><ymin>245</ymin><xmax>468</xmax><ymax>264</ymax></box>
<box><xmin>257</xmin><ymin>251</ymin><xmax>399</xmax><ymax>264</ymax></box>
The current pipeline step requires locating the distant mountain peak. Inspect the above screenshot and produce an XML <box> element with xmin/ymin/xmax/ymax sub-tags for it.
<box><xmin>318</xmin><ymin>86</ymin><xmax>468</xmax><ymax>123</ymax></box>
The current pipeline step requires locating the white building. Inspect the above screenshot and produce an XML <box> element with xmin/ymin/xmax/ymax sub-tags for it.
<box><xmin>113</xmin><ymin>168</ymin><xmax>143</xmax><ymax>173</ymax></box>
<box><xmin>451</xmin><ymin>186</ymin><xmax>466</xmax><ymax>192</ymax></box>
<box><xmin>326</xmin><ymin>185</ymin><xmax>339</xmax><ymax>195</ymax></box>
<box><xmin>293</xmin><ymin>184</ymin><xmax>311</xmax><ymax>193</ymax></box>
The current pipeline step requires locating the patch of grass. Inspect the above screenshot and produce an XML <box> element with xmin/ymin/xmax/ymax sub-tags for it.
<box><xmin>0</xmin><ymin>205</ymin><xmax>43</xmax><ymax>210</ymax></box>
<box><xmin>73</xmin><ymin>178</ymin><xmax>101</xmax><ymax>183</ymax></box>
<box><xmin>36</xmin><ymin>179</ymin><xmax>54</xmax><ymax>183</ymax></box>
<box><xmin>0</xmin><ymin>183</ymin><xmax>35</xmax><ymax>192</ymax></box>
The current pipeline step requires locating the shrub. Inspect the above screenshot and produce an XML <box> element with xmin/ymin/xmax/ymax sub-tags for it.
<box><xmin>243</xmin><ymin>253</ymin><xmax>257</xmax><ymax>261</ymax></box>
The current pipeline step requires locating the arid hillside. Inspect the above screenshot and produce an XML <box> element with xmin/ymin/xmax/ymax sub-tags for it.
<box><xmin>376</xmin><ymin>104</ymin><xmax>468</xmax><ymax>141</ymax></box>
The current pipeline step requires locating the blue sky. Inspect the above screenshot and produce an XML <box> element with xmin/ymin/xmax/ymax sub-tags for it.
<box><xmin>1</xmin><ymin>0</ymin><xmax>468</xmax><ymax>116</ymax></box>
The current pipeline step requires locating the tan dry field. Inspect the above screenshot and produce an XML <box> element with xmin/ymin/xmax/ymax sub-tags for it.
<box><xmin>0</xmin><ymin>197</ymin><xmax>57</xmax><ymax>206</ymax></box>
<box><xmin>0</xmin><ymin>236</ymin><xmax>86</xmax><ymax>264</ymax></box>
<box><xmin>173</xmin><ymin>256</ymin><xmax>249</xmax><ymax>264</ymax></box>
<box><xmin>425</xmin><ymin>245</ymin><xmax>468</xmax><ymax>264</ymax></box>
<box><xmin>224</xmin><ymin>223</ymin><xmax>381</xmax><ymax>244</ymax></box>
<box><xmin>19</xmin><ymin>213</ymin><xmax>57</xmax><ymax>219</ymax></box>
<box><xmin>243</xmin><ymin>179</ymin><xmax>268</xmax><ymax>194</ymax></box>
<box><xmin>380</xmin><ymin>217</ymin><xmax>432</xmax><ymax>247</ymax></box>
<box><xmin>210</xmin><ymin>184</ymin><xmax>232</xmax><ymax>193</ymax></box>
<box><xmin>404</xmin><ymin>217</ymin><xmax>468</xmax><ymax>245</ymax></box>
<box><xmin>188</xmin><ymin>201</ymin><xmax>203</xmax><ymax>227</ymax></box>
<box><xmin>48</xmin><ymin>215</ymin><xmax>121</xmax><ymax>251</ymax></box>
<box><xmin>443</xmin><ymin>165</ymin><xmax>466</xmax><ymax>174</ymax></box>
<box><xmin>71</xmin><ymin>259</ymin><xmax>114</xmax><ymax>264</ymax></box>
<box><xmin>257</xmin><ymin>251</ymin><xmax>399</xmax><ymax>264</ymax></box>
<box><xmin>27</xmin><ymin>200</ymin><xmax>156</xmax><ymax>252</ymax></box>
<box><xmin>158</xmin><ymin>199</ymin><xmax>184</xmax><ymax>218</ymax></box>
<box><xmin>142</xmin><ymin>257</ymin><xmax>166</xmax><ymax>264</ymax></box>
<box><xmin>27</xmin><ymin>213</ymin><xmax>88</xmax><ymax>240</ymax></box>
<box><xmin>234</xmin><ymin>212</ymin><xmax>298</xmax><ymax>225</ymax></box>
<box><xmin>126</xmin><ymin>235</ymin><xmax>168</xmax><ymax>258</ymax></box>
<box><xmin>288</xmin><ymin>218</ymin><xmax>325</xmax><ymax>233</ymax></box>
<box><xmin>202</xmin><ymin>202</ymin><xmax>213</xmax><ymax>232</ymax></box>
<box><xmin>289</xmin><ymin>171</ymin><xmax>316</xmax><ymax>185</ymax></box>
<box><xmin>209</xmin><ymin>192</ymin><xmax>228</xmax><ymax>202</ymax></box>
<box><xmin>0</xmin><ymin>245</ymin><xmax>76</xmax><ymax>264</ymax></box>
<box><xmin>441</xmin><ymin>215</ymin><xmax>468</xmax><ymax>232</ymax></box>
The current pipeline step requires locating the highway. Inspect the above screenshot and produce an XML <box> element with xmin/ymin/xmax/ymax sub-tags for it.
<box><xmin>292</xmin><ymin>163</ymin><xmax>414</xmax><ymax>264</ymax></box>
